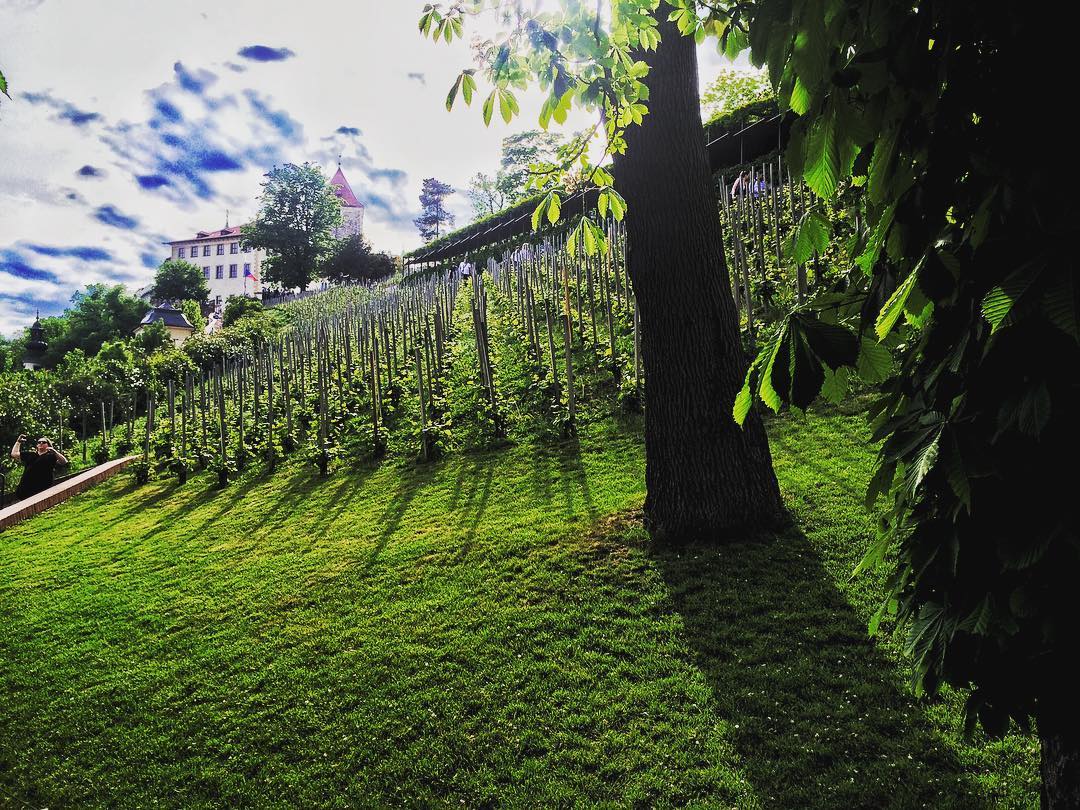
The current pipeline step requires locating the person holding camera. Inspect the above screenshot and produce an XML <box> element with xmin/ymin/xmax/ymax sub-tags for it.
<box><xmin>10</xmin><ymin>434</ymin><xmax>68</xmax><ymax>501</ymax></box>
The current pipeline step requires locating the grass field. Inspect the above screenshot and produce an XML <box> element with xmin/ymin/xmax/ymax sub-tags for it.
<box><xmin>0</xmin><ymin>409</ymin><xmax>1038</xmax><ymax>807</ymax></box>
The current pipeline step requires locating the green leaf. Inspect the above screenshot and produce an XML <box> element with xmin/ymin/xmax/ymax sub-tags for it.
<box><xmin>789</xmin><ymin>77</ymin><xmax>812</xmax><ymax>115</ymax></box>
<box><xmin>0</xmin><ymin>68</ymin><xmax>8</xmax><ymax>98</ymax></box>
<box><xmin>461</xmin><ymin>73</ymin><xmax>477</xmax><ymax>105</ymax></box>
<box><xmin>855</xmin><ymin>203</ymin><xmax>895</xmax><ymax>275</ymax></box>
<box><xmin>958</xmin><ymin>596</ymin><xmax>993</xmax><ymax>636</ymax></box>
<box><xmin>867</xmin><ymin>125</ymin><xmax>898</xmax><ymax>205</ymax></box>
<box><xmin>945</xmin><ymin>434</ymin><xmax>972</xmax><ymax>512</ymax></box>
<box><xmin>793</xmin><ymin>209</ymin><xmax>830</xmax><ymax>263</ymax></box>
<box><xmin>606</xmin><ymin>189</ymin><xmax>626</xmax><ymax>221</ymax></box>
<box><xmin>856</xmin><ymin>335</ymin><xmax>893</xmax><ymax>382</ymax></box>
<box><xmin>445</xmin><ymin>75</ymin><xmax>462</xmax><ymax>112</ymax></box>
<box><xmin>803</xmin><ymin>110</ymin><xmax>839</xmax><ymax>199</ymax></box>
<box><xmin>482</xmin><ymin>90</ymin><xmax>496</xmax><ymax>126</ymax></box>
<box><xmin>1017</xmin><ymin>382</ymin><xmax>1051</xmax><ymax>437</ymax></box>
<box><xmin>733</xmin><ymin>383</ymin><xmax>753</xmax><ymax>425</ymax></box>
<box><xmin>905</xmin><ymin>601</ymin><xmax>946</xmax><ymax>678</ymax></box>
<box><xmin>855</xmin><ymin>528</ymin><xmax>892</xmax><ymax>578</ymax></box>
<box><xmin>820</xmin><ymin>365</ymin><xmax>850</xmax><ymax>404</ymax></box>
<box><xmin>796</xmin><ymin>313</ymin><xmax>858</xmax><ymax>369</ymax></box>
<box><xmin>498</xmin><ymin>89</ymin><xmax>512</xmax><ymax>123</ymax></box>
<box><xmin>789</xmin><ymin>329</ymin><xmax>826</xmax><ymax>410</ymax></box>
<box><xmin>905</xmin><ymin>429</ymin><xmax>941</xmax><ymax>494</ymax></box>
<box><xmin>546</xmin><ymin>192</ymin><xmax>561</xmax><ymax>225</ymax></box>
<box><xmin>1043</xmin><ymin>271</ymin><xmax>1080</xmax><ymax>341</ymax></box>
<box><xmin>981</xmin><ymin>269</ymin><xmax>1038</xmax><ymax>333</ymax></box>
<box><xmin>531</xmin><ymin>195</ymin><xmax>550</xmax><ymax>231</ymax></box>
<box><xmin>758</xmin><ymin>322</ymin><xmax>790</xmax><ymax>413</ymax></box>
<box><xmin>875</xmin><ymin>267</ymin><xmax>919</xmax><ymax>341</ymax></box>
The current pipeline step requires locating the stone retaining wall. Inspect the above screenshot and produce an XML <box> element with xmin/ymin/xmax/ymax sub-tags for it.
<box><xmin>0</xmin><ymin>456</ymin><xmax>137</xmax><ymax>532</ymax></box>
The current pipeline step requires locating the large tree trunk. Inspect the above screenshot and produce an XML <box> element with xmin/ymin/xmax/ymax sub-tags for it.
<box><xmin>613</xmin><ymin>10</ymin><xmax>785</xmax><ymax>543</ymax></box>
<box><xmin>1041</xmin><ymin>729</ymin><xmax>1080</xmax><ymax>809</ymax></box>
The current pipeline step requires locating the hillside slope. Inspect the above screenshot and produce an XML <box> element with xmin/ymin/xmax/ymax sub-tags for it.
<box><xmin>0</xmin><ymin>412</ymin><xmax>1037</xmax><ymax>807</ymax></box>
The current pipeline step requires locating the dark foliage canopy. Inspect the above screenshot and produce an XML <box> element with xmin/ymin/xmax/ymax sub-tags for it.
<box><xmin>153</xmin><ymin>259</ymin><xmax>210</xmax><ymax>305</ymax></box>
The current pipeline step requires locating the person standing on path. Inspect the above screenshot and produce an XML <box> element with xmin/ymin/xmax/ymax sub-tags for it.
<box><xmin>10</xmin><ymin>434</ymin><xmax>67</xmax><ymax>501</ymax></box>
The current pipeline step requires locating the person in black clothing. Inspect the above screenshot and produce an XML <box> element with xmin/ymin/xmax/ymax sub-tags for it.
<box><xmin>10</xmin><ymin>434</ymin><xmax>68</xmax><ymax>500</ymax></box>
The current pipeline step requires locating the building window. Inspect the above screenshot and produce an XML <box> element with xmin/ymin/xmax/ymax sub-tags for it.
<box><xmin>230</xmin><ymin>242</ymin><xmax>239</xmax><ymax>254</ymax></box>
<box><xmin>229</xmin><ymin>264</ymin><xmax>237</xmax><ymax>278</ymax></box>
<box><xmin>177</xmin><ymin>247</ymin><xmax>185</xmax><ymax>258</ymax></box>
<box><xmin>216</xmin><ymin>244</ymin><xmax>224</xmax><ymax>255</ymax></box>
<box><xmin>215</xmin><ymin>265</ymin><xmax>224</xmax><ymax>279</ymax></box>
<box><xmin>203</xmin><ymin>245</ymin><xmax>211</xmax><ymax>257</ymax></box>
<box><xmin>203</xmin><ymin>267</ymin><xmax>211</xmax><ymax>279</ymax></box>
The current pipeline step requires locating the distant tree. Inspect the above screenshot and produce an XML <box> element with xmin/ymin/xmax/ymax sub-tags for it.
<box><xmin>498</xmin><ymin>129</ymin><xmax>562</xmax><ymax>202</ymax></box>
<box><xmin>222</xmin><ymin>296</ymin><xmax>264</xmax><ymax>327</ymax></box>
<box><xmin>322</xmin><ymin>235</ymin><xmax>396</xmax><ymax>285</ymax></box>
<box><xmin>179</xmin><ymin>300</ymin><xmax>206</xmax><ymax>334</ymax></box>
<box><xmin>466</xmin><ymin>131</ymin><xmax>563</xmax><ymax>221</ymax></box>
<box><xmin>42</xmin><ymin>284</ymin><xmax>149</xmax><ymax>365</ymax></box>
<box><xmin>414</xmin><ymin>178</ymin><xmax>455</xmax><ymax>242</ymax></box>
<box><xmin>153</xmin><ymin>259</ymin><xmax>209</xmax><ymax>304</ymax></box>
<box><xmin>0</xmin><ymin>336</ymin><xmax>24</xmax><ymax>373</ymax></box>
<box><xmin>467</xmin><ymin>172</ymin><xmax>506</xmax><ymax>221</ymax></box>
<box><xmin>242</xmin><ymin>163</ymin><xmax>343</xmax><ymax>291</ymax></box>
<box><xmin>131</xmin><ymin>320</ymin><xmax>171</xmax><ymax>356</ymax></box>
<box><xmin>699</xmin><ymin>68</ymin><xmax>773</xmax><ymax>120</ymax></box>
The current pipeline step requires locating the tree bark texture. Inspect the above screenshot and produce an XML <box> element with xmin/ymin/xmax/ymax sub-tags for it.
<box><xmin>1041</xmin><ymin>729</ymin><xmax>1080</xmax><ymax>809</ymax></box>
<box><xmin>613</xmin><ymin>10</ymin><xmax>785</xmax><ymax>543</ymax></box>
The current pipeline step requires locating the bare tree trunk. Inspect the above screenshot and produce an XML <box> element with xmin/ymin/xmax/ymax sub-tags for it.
<box><xmin>1042</xmin><ymin>729</ymin><xmax>1080</xmax><ymax>809</ymax></box>
<box><xmin>613</xmin><ymin>10</ymin><xmax>785</xmax><ymax>542</ymax></box>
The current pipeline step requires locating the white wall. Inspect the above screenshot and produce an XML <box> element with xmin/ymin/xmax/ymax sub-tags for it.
<box><xmin>171</xmin><ymin>237</ymin><xmax>265</xmax><ymax>305</ymax></box>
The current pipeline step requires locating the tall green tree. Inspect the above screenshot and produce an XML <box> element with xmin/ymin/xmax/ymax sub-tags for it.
<box><xmin>153</xmin><ymin>259</ymin><xmax>210</xmax><ymax>304</ymax></box>
<box><xmin>678</xmin><ymin>0</ymin><xmax>1076</xmax><ymax>798</ymax></box>
<box><xmin>700</xmin><ymin>67</ymin><xmax>772</xmax><ymax>120</ymax></box>
<box><xmin>242</xmin><ymin>163</ymin><xmax>343</xmax><ymax>292</ymax></box>
<box><xmin>322</xmin><ymin>235</ymin><xmax>395</xmax><ymax>285</ymax></box>
<box><xmin>413</xmin><ymin>177</ymin><xmax>456</xmax><ymax>242</ymax></box>
<box><xmin>41</xmin><ymin>284</ymin><xmax>149</xmax><ymax>365</ymax></box>
<box><xmin>430</xmin><ymin>1</ymin><xmax>786</xmax><ymax>539</ymax></box>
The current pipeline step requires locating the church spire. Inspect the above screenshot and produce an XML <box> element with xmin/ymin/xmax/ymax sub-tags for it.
<box><xmin>329</xmin><ymin>165</ymin><xmax>362</xmax><ymax>208</ymax></box>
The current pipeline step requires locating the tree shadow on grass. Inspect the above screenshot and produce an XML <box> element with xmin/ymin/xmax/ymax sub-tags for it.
<box><xmin>651</xmin><ymin>525</ymin><xmax>991</xmax><ymax>810</ymax></box>
<box><xmin>363</xmin><ymin>465</ymin><xmax>435</xmax><ymax>570</ymax></box>
<box><xmin>452</xmin><ymin>459</ymin><xmax>494</xmax><ymax>562</ymax></box>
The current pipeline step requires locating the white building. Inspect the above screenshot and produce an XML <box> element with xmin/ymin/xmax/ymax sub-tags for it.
<box><xmin>329</xmin><ymin>166</ymin><xmax>365</xmax><ymax>239</ymax></box>
<box><xmin>165</xmin><ymin>226</ymin><xmax>265</xmax><ymax>307</ymax></box>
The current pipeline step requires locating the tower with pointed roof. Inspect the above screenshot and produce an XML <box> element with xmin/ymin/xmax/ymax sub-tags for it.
<box><xmin>329</xmin><ymin>162</ymin><xmax>365</xmax><ymax>240</ymax></box>
<box><xmin>22</xmin><ymin>313</ymin><xmax>48</xmax><ymax>371</ymax></box>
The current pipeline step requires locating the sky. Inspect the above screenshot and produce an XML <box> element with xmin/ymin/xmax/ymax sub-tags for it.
<box><xmin>0</xmin><ymin>0</ymin><xmax>744</xmax><ymax>336</ymax></box>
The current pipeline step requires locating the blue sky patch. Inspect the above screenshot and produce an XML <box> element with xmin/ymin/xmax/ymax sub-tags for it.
<box><xmin>27</xmin><ymin>244</ymin><xmax>113</xmax><ymax>262</ymax></box>
<box><xmin>238</xmin><ymin>45</ymin><xmax>295</xmax><ymax>62</ymax></box>
<box><xmin>94</xmin><ymin>205</ymin><xmax>140</xmax><ymax>229</ymax></box>
<box><xmin>0</xmin><ymin>250</ymin><xmax>57</xmax><ymax>282</ymax></box>
<box><xmin>173</xmin><ymin>61</ymin><xmax>216</xmax><ymax>94</ymax></box>
<box><xmin>136</xmin><ymin>174</ymin><xmax>170</xmax><ymax>190</ymax></box>
<box><xmin>198</xmin><ymin>150</ymin><xmax>243</xmax><ymax>172</ymax></box>
<box><xmin>153</xmin><ymin>98</ymin><xmax>183</xmax><ymax>124</ymax></box>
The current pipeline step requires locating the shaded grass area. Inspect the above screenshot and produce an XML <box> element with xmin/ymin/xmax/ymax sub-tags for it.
<box><xmin>0</xmin><ymin>411</ymin><xmax>1037</xmax><ymax>807</ymax></box>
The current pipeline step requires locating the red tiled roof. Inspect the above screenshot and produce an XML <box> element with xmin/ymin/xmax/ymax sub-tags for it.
<box><xmin>329</xmin><ymin>167</ymin><xmax>363</xmax><ymax>208</ymax></box>
<box><xmin>167</xmin><ymin>226</ymin><xmax>244</xmax><ymax>245</ymax></box>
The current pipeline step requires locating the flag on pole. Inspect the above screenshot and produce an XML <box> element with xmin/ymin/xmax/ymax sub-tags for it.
<box><xmin>244</xmin><ymin>264</ymin><xmax>260</xmax><ymax>283</ymax></box>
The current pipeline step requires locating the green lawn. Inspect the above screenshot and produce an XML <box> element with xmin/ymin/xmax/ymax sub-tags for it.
<box><xmin>0</xmin><ymin>409</ymin><xmax>1038</xmax><ymax>807</ymax></box>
